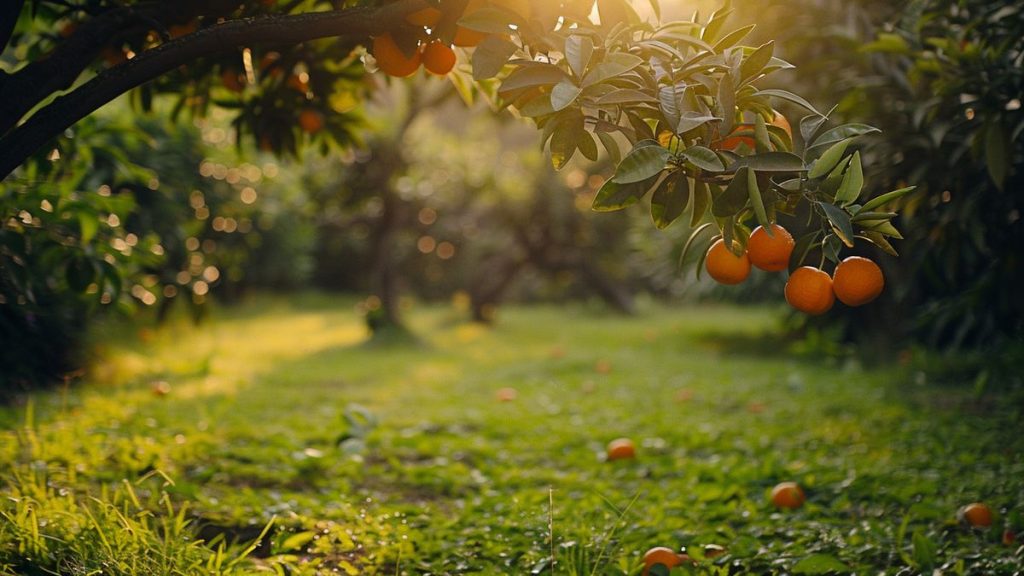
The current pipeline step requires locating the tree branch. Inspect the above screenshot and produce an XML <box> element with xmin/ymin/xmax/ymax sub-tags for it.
<box><xmin>0</xmin><ymin>0</ymin><xmax>26</xmax><ymax>54</ymax></box>
<box><xmin>0</xmin><ymin>0</ymin><xmax>427</xmax><ymax>182</ymax></box>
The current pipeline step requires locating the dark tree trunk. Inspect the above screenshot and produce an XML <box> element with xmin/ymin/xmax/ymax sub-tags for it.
<box><xmin>470</xmin><ymin>257</ymin><xmax>525</xmax><ymax>323</ymax></box>
<box><xmin>367</xmin><ymin>185</ymin><xmax>403</xmax><ymax>329</ymax></box>
<box><xmin>578</xmin><ymin>259</ymin><xmax>635</xmax><ymax>315</ymax></box>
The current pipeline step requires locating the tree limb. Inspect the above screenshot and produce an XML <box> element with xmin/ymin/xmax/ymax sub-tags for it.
<box><xmin>0</xmin><ymin>0</ymin><xmax>239</xmax><ymax>139</ymax></box>
<box><xmin>0</xmin><ymin>0</ymin><xmax>427</xmax><ymax>182</ymax></box>
<box><xmin>0</xmin><ymin>0</ymin><xmax>26</xmax><ymax>55</ymax></box>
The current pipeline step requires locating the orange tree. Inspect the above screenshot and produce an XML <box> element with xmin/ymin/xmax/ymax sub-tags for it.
<box><xmin>1</xmin><ymin>0</ymin><xmax>914</xmax><ymax>384</ymax></box>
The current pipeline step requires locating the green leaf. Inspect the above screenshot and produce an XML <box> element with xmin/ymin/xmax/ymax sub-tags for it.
<box><xmin>791</xmin><ymin>554</ymin><xmax>851</xmax><ymax>575</ymax></box>
<box><xmin>701</xmin><ymin>5</ymin><xmax>734</xmax><ymax>43</ymax></box>
<box><xmin>596</xmin><ymin>131</ymin><xmax>622</xmax><ymax>165</ymax></box>
<box><xmin>820</xmin><ymin>155</ymin><xmax>852</xmax><ymax>197</ymax></box>
<box><xmin>581</xmin><ymin>53</ymin><xmax>644</xmax><ymax>88</ymax></box>
<box><xmin>280</xmin><ymin>531</ymin><xmax>316</xmax><ymax>552</ymax></box>
<box><xmin>679</xmin><ymin>221</ymin><xmax>715</xmax><ymax>269</ymax></box>
<box><xmin>498</xmin><ymin>64</ymin><xmax>568</xmax><ymax>95</ymax></box>
<box><xmin>472</xmin><ymin>36</ymin><xmax>518</xmax><ymax>80</ymax></box>
<box><xmin>577</xmin><ymin>130</ymin><xmax>599</xmax><ymax>161</ymax></box>
<box><xmin>592</xmin><ymin>178</ymin><xmax>646</xmax><ymax>212</ymax></box>
<box><xmin>860</xmin><ymin>230</ymin><xmax>899</xmax><ymax>256</ymax></box>
<box><xmin>861</xmin><ymin>32</ymin><xmax>910</xmax><ymax>54</ymax></box>
<box><xmin>809</xmin><ymin>123</ymin><xmax>880</xmax><ymax>151</ymax></box>
<box><xmin>858</xmin><ymin>186</ymin><xmax>917</xmax><ymax>212</ymax></box>
<box><xmin>713</xmin><ymin>24</ymin><xmax>755</xmax><ymax>52</ymax></box>
<box><xmin>78</xmin><ymin>213</ymin><xmax>98</xmax><ymax>244</ymax></box>
<box><xmin>911</xmin><ymin>530</ymin><xmax>937</xmax><ymax>568</ymax></box>
<box><xmin>800</xmin><ymin>114</ymin><xmax>829</xmax><ymax>143</ymax></box>
<box><xmin>985</xmin><ymin>120</ymin><xmax>1008</xmax><ymax>189</ymax></box>
<box><xmin>754</xmin><ymin>114</ymin><xmax>771</xmax><ymax>153</ymax></box>
<box><xmin>834</xmin><ymin>151</ymin><xmax>864</xmax><ymax>206</ymax></box>
<box><xmin>613</xmin><ymin>145</ymin><xmax>671</xmax><ymax>184</ymax></box>
<box><xmin>755</xmin><ymin>88</ymin><xmax>822</xmax><ymax>116</ymax></box>
<box><xmin>789</xmin><ymin>230</ymin><xmax>822</xmax><ymax>272</ymax></box>
<box><xmin>677</xmin><ymin>112</ymin><xmax>720</xmax><ymax>134</ymax></box>
<box><xmin>458</xmin><ymin>7</ymin><xmax>517</xmax><ymax>33</ymax></box>
<box><xmin>596</xmin><ymin>89</ymin><xmax>659</xmax><ymax>105</ymax></box>
<box><xmin>690</xmin><ymin>179</ymin><xmax>710</xmax><ymax>226</ymax></box>
<box><xmin>713</xmin><ymin>166</ymin><xmax>750</xmax><ymax>217</ymax></box>
<box><xmin>807</xmin><ymin>138</ymin><xmax>852</xmax><ymax>179</ymax></box>
<box><xmin>550</xmin><ymin>80</ymin><xmax>582</xmax><ymax>112</ymax></box>
<box><xmin>651</xmin><ymin>171</ymin><xmax>690</xmax><ymax>229</ymax></box>
<box><xmin>718</xmin><ymin>72</ymin><xmax>735</xmax><ymax>135</ymax></box>
<box><xmin>565</xmin><ymin>35</ymin><xmax>594</xmax><ymax>78</ymax></box>
<box><xmin>550</xmin><ymin>124</ymin><xmax>578</xmax><ymax>170</ymax></box>
<box><xmin>730</xmin><ymin>152</ymin><xmax>805</xmax><ymax>172</ymax></box>
<box><xmin>747</xmin><ymin>166</ymin><xmax>768</xmax><ymax>228</ymax></box>
<box><xmin>740</xmin><ymin>41</ymin><xmax>774</xmax><ymax>83</ymax></box>
<box><xmin>818</xmin><ymin>202</ymin><xmax>855</xmax><ymax>247</ymax></box>
<box><xmin>681</xmin><ymin>146</ymin><xmax>725</xmax><ymax>172</ymax></box>
<box><xmin>518</xmin><ymin>93</ymin><xmax>555</xmax><ymax>117</ymax></box>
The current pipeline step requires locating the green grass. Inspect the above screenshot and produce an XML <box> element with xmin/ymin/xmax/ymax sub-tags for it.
<box><xmin>1</xmin><ymin>297</ymin><xmax>1022</xmax><ymax>575</ymax></box>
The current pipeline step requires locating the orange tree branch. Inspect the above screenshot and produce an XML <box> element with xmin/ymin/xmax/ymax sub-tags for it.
<box><xmin>0</xmin><ymin>0</ymin><xmax>427</xmax><ymax>182</ymax></box>
<box><xmin>0</xmin><ymin>0</ymin><xmax>241</xmax><ymax>139</ymax></box>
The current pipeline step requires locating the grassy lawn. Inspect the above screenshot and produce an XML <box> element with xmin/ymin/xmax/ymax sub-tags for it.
<box><xmin>1</xmin><ymin>297</ymin><xmax>1021</xmax><ymax>575</ymax></box>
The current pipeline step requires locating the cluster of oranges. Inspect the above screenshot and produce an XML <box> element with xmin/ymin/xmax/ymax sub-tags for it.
<box><xmin>372</xmin><ymin>0</ymin><xmax>503</xmax><ymax>77</ymax></box>
<box><xmin>704</xmin><ymin>224</ymin><xmax>885</xmax><ymax>315</ymax></box>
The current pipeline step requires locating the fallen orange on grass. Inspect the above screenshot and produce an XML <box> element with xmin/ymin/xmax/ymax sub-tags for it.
<box><xmin>606</xmin><ymin>438</ymin><xmax>636</xmax><ymax>461</ymax></box>
<box><xmin>959</xmin><ymin>502</ymin><xmax>993</xmax><ymax>527</ymax></box>
<box><xmin>771</xmin><ymin>481</ymin><xmax>805</xmax><ymax>509</ymax></box>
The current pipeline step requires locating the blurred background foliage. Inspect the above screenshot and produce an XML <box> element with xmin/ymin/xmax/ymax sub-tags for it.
<box><xmin>2</xmin><ymin>0</ymin><xmax>1022</xmax><ymax>392</ymax></box>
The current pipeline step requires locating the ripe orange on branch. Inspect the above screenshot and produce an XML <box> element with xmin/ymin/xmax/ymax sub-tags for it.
<box><xmin>785</xmin><ymin>267</ymin><xmax>835</xmax><ymax>315</ymax></box>
<box><xmin>747</xmin><ymin>224</ymin><xmax>795</xmax><ymax>272</ymax></box>
<box><xmin>705</xmin><ymin>239</ymin><xmax>751</xmax><ymax>285</ymax></box>
<box><xmin>832</xmin><ymin>256</ymin><xmax>884</xmax><ymax>306</ymax></box>
<box><xmin>422</xmin><ymin>41</ymin><xmax>457</xmax><ymax>75</ymax></box>
<box><xmin>372</xmin><ymin>33</ymin><xmax>421</xmax><ymax>77</ymax></box>
<box><xmin>298</xmin><ymin>109</ymin><xmax>324</xmax><ymax>134</ymax></box>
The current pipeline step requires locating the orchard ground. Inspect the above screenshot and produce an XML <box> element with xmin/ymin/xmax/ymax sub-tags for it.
<box><xmin>1</xmin><ymin>297</ymin><xmax>1021</xmax><ymax>574</ymax></box>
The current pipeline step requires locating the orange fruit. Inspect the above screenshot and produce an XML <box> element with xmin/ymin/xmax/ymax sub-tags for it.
<box><xmin>405</xmin><ymin>6</ymin><xmax>442</xmax><ymax>26</ymax></box>
<box><xmin>372</xmin><ymin>34</ymin><xmax>421</xmax><ymax>77</ymax></box>
<box><xmin>770</xmin><ymin>482</ymin><xmax>805</xmax><ymax>509</ymax></box>
<box><xmin>496</xmin><ymin>387</ymin><xmax>517</xmax><ymax>401</ymax></box>
<box><xmin>298</xmin><ymin>109</ymin><xmax>324</xmax><ymax>134</ymax></box>
<box><xmin>606</xmin><ymin>438</ymin><xmax>636</xmax><ymax>461</ymax></box>
<box><xmin>705</xmin><ymin>239</ymin><xmax>751</xmax><ymax>285</ymax></box>
<box><xmin>959</xmin><ymin>503</ymin><xmax>993</xmax><ymax>527</ymax></box>
<box><xmin>770</xmin><ymin>111</ymin><xmax>792</xmax><ymax>140</ymax></box>
<box><xmin>221</xmin><ymin>70</ymin><xmax>245</xmax><ymax>92</ymax></box>
<box><xmin>453</xmin><ymin>26</ymin><xmax>488</xmax><ymax>47</ymax></box>
<box><xmin>422</xmin><ymin>41</ymin><xmax>457</xmax><ymax>75</ymax></box>
<box><xmin>785</xmin><ymin>267</ymin><xmax>835</xmax><ymax>315</ymax></box>
<box><xmin>717</xmin><ymin>124</ymin><xmax>755</xmax><ymax>152</ymax></box>
<box><xmin>286</xmin><ymin>73</ymin><xmax>309</xmax><ymax>93</ymax></box>
<box><xmin>747</xmin><ymin>224</ymin><xmax>795</xmax><ymax>272</ymax></box>
<box><xmin>642</xmin><ymin>547</ymin><xmax>683</xmax><ymax>575</ymax></box>
<box><xmin>832</xmin><ymin>256</ymin><xmax>884</xmax><ymax>306</ymax></box>
<box><xmin>151</xmin><ymin>381</ymin><xmax>171</xmax><ymax>396</ymax></box>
